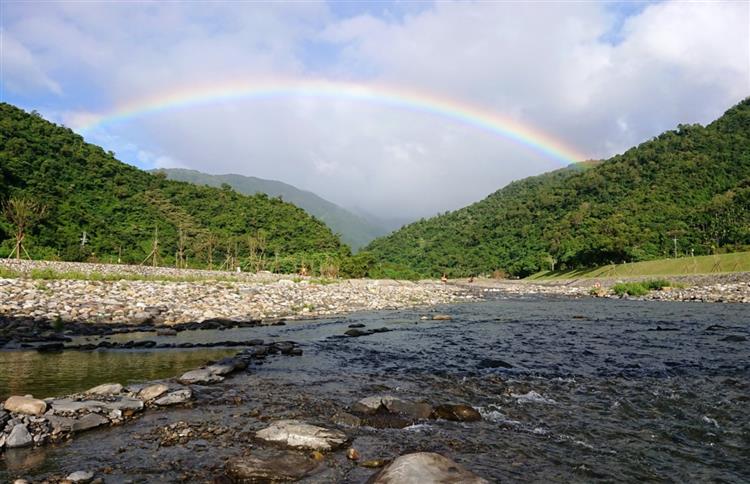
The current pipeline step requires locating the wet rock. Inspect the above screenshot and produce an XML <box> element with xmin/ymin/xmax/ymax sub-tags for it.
<box><xmin>348</xmin><ymin>323</ymin><xmax>366</xmax><ymax>328</ymax></box>
<box><xmin>7</xmin><ymin>424</ymin><xmax>33</xmax><ymax>448</ymax></box>
<box><xmin>65</xmin><ymin>470</ymin><xmax>95</xmax><ymax>483</ymax></box>
<box><xmin>226</xmin><ymin>452</ymin><xmax>321</xmax><ymax>482</ymax></box>
<box><xmin>256</xmin><ymin>420</ymin><xmax>348</xmax><ymax>451</ymax></box>
<box><xmin>432</xmin><ymin>404</ymin><xmax>482</xmax><ymax>422</ymax></box>
<box><xmin>107</xmin><ymin>397</ymin><xmax>144</xmax><ymax>412</ymax></box>
<box><xmin>179</xmin><ymin>368</ymin><xmax>225</xmax><ymax>384</ymax></box>
<box><xmin>155</xmin><ymin>388</ymin><xmax>192</xmax><ymax>406</ymax></box>
<box><xmin>36</xmin><ymin>342</ymin><xmax>65</xmax><ymax>352</ymax></box>
<box><xmin>156</xmin><ymin>328</ymin><xmax>177</xmax><ymax>336</ymax></box>
<box><xmin>46</xmin><ymin>415</ymin><xmax>75</xmax><ymax>433</ymax></box>
<box><xmin>347</xmin><ymin>448</ymin><xmax>360</xmax><ymax>460</ymax></box>
<box><xmin>431</xmin><ymin>314</ymin><xmax>452</xmax><ymax>321</ymax></box>
<box><xmin>361</xmin><ymin>459</ymin><xmax>390</xmax><ymax>469</ymax></box>
<box><xmin>332</xmin><ymin>411</ymin><xmax>362</xmax><ymax>427</ymax></box>
<box><xmin>345</xmin><ymin>329</ymin><xmax>374</xmax><ymax>337</ymax></box>
<box><xmin>72</xmin><ymin>413</ymin><xmax>109</xmax><ymax>432</ymax></box>
<box><xmin>86</xmin><ymin>383</ymin><xmax>123</xmax><ymax>395</ymax></box>
<box><xmin>352</xmin><ymin>396</ymin><xmax>432</xmax><ymax>420</ymax></box>
<box><xmin>206</xmin><ymin>357</ymin><xmax>246</xmax><ymax>376</ymax></box>
<box><xmin>368</xmin><ymin>452</ymin><xmax>488</xmax><ymax>484</ymax></box>
<box><xmin>720</xmin><ymin>335</ymin><xmax>747</xmax><ymax>342</ymax></box>
<box><xmin>4</xmin><ymin>395</ymin><xmax>47</xmax><ymax>415</ymax></box>
<box><xmin>138</xmin><ymin>383</ymin><xmax>169</xmax><ymax>401</ymax></box>
<box><xmin>477</xmin><ymin>358</ymin><xmax>513</xmax><ymax>369</ymax></box>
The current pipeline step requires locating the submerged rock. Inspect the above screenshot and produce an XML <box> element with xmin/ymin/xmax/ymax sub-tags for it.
<box><xmin>4</xmin><ymin>396</ymin><xmax>47</xmax><ymax>416</ymax></box>
<box><xmin>256</xmin><ymin>420</ymin><xmax>347</xmax><ymax>451</ymax></box>
<box><xmin>225</xmin><ymin>452</ymin><xmax>321</xmax><ymax>482</ymax></box>
<box><xmin>431</xmin><ymin>314</ymin><xmax>453</xmax><ymax>321</ymax></box>
<box><xmin>368</xmin><ymin>452</ymin><xmax>488</xmax><ymax>483</ymax></box>
<box><xmin>6</xmin><ymin>424</ymin><xmax>33</xmax><ymax>448</ymax></box>
<box><xmin>353</xmin><ymin>396</ymin><xmax>432</xmax><ymax>420</ymax></box>
<box><xmin>432</xmin><ymin>404</ymin><xmax>482</xmax><ymax>422</ymax></box>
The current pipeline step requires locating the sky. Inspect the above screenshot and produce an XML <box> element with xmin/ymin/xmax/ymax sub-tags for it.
<box><xmin>1</xmin><ymin>0</ymin><xmax>748</xmax><ymax>219</ymax></box>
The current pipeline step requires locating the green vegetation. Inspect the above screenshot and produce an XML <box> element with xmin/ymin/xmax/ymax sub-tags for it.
<box><xmin>367</xmin><ymin>98</ymin><xmax>750</xmax><ymax>278</ymax></box>
<box><xmin>611</xmin><ymin>279</ymin><xmax>675</xmax><ymax>297</ymax></box>
<box><xmin>158</xmin><ymin>168</ymin><xmax>389</xmax><ymax>251</ymax></box>
<box><xmin>529</xmin><ymin>251</ymin><xmax>750</xmax><ymax>280</ymax></box>
<box><xmin>0</xmin><ymin>103</ymin><xmax>344</xmax><ymax>267</ymax></box>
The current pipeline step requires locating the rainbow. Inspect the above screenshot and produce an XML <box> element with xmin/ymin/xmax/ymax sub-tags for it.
<box><xmin>77</xmin><ymin>79</ymin><xmax>587</xmax><ymax>165</ymax></box>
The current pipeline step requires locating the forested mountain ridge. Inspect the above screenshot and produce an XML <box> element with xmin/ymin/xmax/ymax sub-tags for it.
<box><xmin>157</xmin><ymin>168</ymin><xmax>387</xmax><ymax>251</ymax></box>
<box><xmin>0</xmin><ymin>103</ymin><xmax>344</xmax><ymax>265</ymax></box>
<box><xmin>366</xmin><ymin>98</ymin><xmax>750</xmax><ymax>277</ymax></box>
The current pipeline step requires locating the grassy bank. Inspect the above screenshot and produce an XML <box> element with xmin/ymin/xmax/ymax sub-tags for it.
<box><xmin>527</xmin><ymin>251</ymin><xmax>750</xmax><ymax>280</ymax></box>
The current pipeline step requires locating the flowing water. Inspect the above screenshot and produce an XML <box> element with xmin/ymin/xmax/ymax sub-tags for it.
<box><xmin>1</xmin><ymin>296</ymin><xmax>749</xmax><ymax>482</ymax></box>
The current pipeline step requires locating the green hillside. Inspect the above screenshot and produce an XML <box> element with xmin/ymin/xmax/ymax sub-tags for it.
<box><xmin>158</xmin><ymin>168</ymin><xmax>388</xmax><ymax>251</ymax></box>
<box><xmin>0</xmin><ymin>103</ymin><xmax>344</xmax><ymax>265</ymax></box>
<box><xmin>366</xmin><ymin>98</ymin><xmax>750</xmax><ymax>278</ymax></box>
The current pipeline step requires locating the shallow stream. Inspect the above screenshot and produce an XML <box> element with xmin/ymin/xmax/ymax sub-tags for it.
<box><xmin>1</xmin><ymin>296</ymin><xmax>749</xmax><ymax>482</ymax></box>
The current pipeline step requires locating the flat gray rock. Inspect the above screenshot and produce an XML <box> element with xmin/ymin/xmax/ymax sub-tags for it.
<box><xmin>226</xmin><ymin>452</ymin><xmax>320</xmax><ymax>482</ymax></box>
<box><xmin>72</xmin><ymin>413</ymin><xmax>109</xmax><ymax>432</ymax></box>
<box><xmin>256</xmin><ymin>420</ymin><xmax>347</xmax><ymax>451</ymax></box>
<box><xmin>6</xmin><ymin>424</ymin><xmax>33</xmax><ymax>448</ymax></box>
<box><xmin>368</xmin><ymin>452</ymin><xmax>488</xmax><ymax>484</ymax></box>
<box><xmin>154</xmin><ymin>388</ymin><xmax>192</xmax><ymax>406</ymax></box>
<box><xmin>66</xmin><ymin>470</ymin><xmax>95</xmax><ymax>483</ymax></box>
<box><xmin>179</xmin><ymin>368</ymin><xmax>225</xmax><ymax>384</ymax></box>
<box><xmin>46</xmin><ymin>415</ymin><xmax>75</xmax><ymax>433</ymax></box>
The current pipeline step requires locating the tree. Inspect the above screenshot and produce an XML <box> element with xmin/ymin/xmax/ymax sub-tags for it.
<box><xmin>3</xmin><ymin>197</ymin><xmax>47</xmax><ymax>259</ymax></box>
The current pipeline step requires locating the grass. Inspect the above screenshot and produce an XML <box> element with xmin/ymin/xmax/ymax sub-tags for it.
<box><xmin>527</xmin><ymin>251</ymin><xmax>750</xmax><ymax>280</ymax></box>
<box><xmin>608</xmin><ymin>279</ymin><xmax>681</xmax><ymax>297</ymax></box>
<box><xmin>1</xmin><ymin>266</ymin><xmax>248</xmax><ymax>284</ymax></box>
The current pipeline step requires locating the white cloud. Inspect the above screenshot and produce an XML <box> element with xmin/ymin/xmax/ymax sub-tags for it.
<box><xmin>2</xmin><ymin>1</ymin><xmax>748</xmax><ymax>218</ymax></box>
<box><xmin>1</xmin><ymin>33</ymin><xmax>61</xmax><ymax>95</ymax></box>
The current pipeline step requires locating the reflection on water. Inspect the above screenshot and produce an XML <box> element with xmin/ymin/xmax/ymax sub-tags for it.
<box><xmin>0</xmin><ymin>348</ymin><xmax>237</xmax><ymax>399</ymax></box>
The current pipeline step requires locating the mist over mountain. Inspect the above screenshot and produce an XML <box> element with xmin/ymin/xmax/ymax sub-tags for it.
<box><xmin>156</xmin><ymin>168</ymin><xmax>394</xmax><ymax>250</ymax></box>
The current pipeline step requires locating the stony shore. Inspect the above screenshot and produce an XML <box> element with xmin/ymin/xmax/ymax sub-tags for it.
<box><xmin>0</xmin><ymin>260</ymin><xmax>471</xmax><ymax>327</ymax></box>
<box><xmin>458</xmin><ymin>271</ymin><xmax>750</xmax><ymax>304</ymax></box>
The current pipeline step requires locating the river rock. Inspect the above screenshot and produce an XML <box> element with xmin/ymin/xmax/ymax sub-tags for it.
<box><xmin>256</xmin><ymin>420</ymin><xmax>348</xmax><ymax>451</ymax></box>
<box><xmin>332</xmin><ymin>411</ymin><xmax>362</xmax><ymax>427</ymax></box>
<box><xmin>432</xmin><ymin>404</ymin><xmax>482</xmax><ymax>422</ymax></box>
<box><xmin>4</xmin><ymin>395</ymin><xmax>47</xmax><ymax>415</ymax></box>
<box><xmin>155</xmin><ymin>388</ymin><xmax>192</xmax><ymax>406</ymax></box>
<box><xmin>352</xmin><ymin>396</ymin><xmax>432</xmax><ymax>419</ymax></box>
<box><xmin>46</xmin><ymin>415</ymin><xmax>75</xmax><ymax>433</ymax></box>
<box><xmin>138</xmin><ymin>383</ymin><xmax>169</xmax><ymax>401</ymax></box>
<box><xmin>86</xmin><ymin>383</ymin><xmax>123</xmax><ymax>395</ymax></box>
<box><xmin>7</xmin><ymin>424</ymin><xmax>33</xmax><ymax>448</ymax></box>
<box><xmin>225</xmin><ymin>452</ymin><xmax>320</xmax><ymax>482</ymax></box>
<box><xmin>156</xmin><ymin>328</ymin><xmax>177</xmax><ymax>336</ymax></box>
<box><xmin>431</xmin><ymin>314</ymin><xmax>452</xmax><ymax>321</ymax></box>
<box><xmin>107</xmin><ymin>397</ymin><xmax>144</xmax><ymax>412</ymax></box>
<box><xmin>65</xmin><ymin>470</ymin><xmax>94</xmax><ymax>483</ymax></box>
<box><xmin>179</xmin><ymin>368</ymin><xmax>225</xmax><ymax>384</ymax></box>
<box><xmin>72</xmin><ymin>413</ymin><xmax>109</xmax><ymax>432</ymax></box>
<box><xmin>206</xmin><ymin>357</ymin><xmax>246</xmax><ymax>376</ymax></box>
<box><xmin>368</xmin><ymin>452</ymin><xmax>488</xmax><ymax>483</ymax></box>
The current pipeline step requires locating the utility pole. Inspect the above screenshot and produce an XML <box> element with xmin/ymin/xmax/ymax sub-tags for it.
<box><xmin>80</xmin><ymin>231</ymin><xmax>88</xmax><ymax>248</ymax></box>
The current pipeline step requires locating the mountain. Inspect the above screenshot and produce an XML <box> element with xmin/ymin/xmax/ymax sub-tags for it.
<box><xmin>0</xmin><ymin>103</ymin><xmax>344</xmax><ymax>265</ymax></box>
<box><xmin>366</xmin><ymin>98</ymin><xmax>750</xmax><ymax>278</ymax></box>
<box><xmin>157</xmin><ymin>168</ymin><xmax>390</xmax><ymax>251</ymax></box>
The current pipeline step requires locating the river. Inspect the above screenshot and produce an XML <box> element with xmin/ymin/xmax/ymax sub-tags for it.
<box><xmin>1</xmin><ymin>295</ymin><xmax>749</xmax><ymax>482</ymax></box>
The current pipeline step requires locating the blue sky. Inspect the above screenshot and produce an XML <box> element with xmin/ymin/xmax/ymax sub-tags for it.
<box><xmin>1</xmin><ymin>1</ymin><xmax>747</xmax><ymax>217</ymax></box>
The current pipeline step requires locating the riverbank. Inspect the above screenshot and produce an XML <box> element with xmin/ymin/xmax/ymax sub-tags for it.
<box><xmin>456</xmin><ymin>272</ymin><xmax>750</xmax><ymax>303</ymax></box>
<box><xmin>0</xmin><ymin>260</ymin><xmax>472</xmax><ymax>328</ymax></box>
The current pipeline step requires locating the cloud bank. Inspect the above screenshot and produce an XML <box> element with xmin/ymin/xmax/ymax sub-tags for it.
<box><xmin>2</xmin><ymin>1</ymin><xmax>748</xmax><ymax>217</ymax></box>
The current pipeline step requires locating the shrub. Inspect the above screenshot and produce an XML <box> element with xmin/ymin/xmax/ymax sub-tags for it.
<box><xmin>611</xmin><ymin>282</ymin><xmax>649</xmax><ymax>296</ymax></box>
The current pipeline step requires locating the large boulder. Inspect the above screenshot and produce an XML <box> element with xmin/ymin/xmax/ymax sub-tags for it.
<box><xmin>6</xmin><ymin>424</ymin><xmax>33</xmax><ymax>448</ymax></box>
<box><xmin>226</xmin><ymin>452</ymin><xmax>321</xmax><ymax>482</ymax></box>
<box><xmin>256</xmin><ymin>420</ymin><xmax>347</xmax><ymax>451</ymax></box>
<box><xmin>368</xmin><ymin>452</ymin><xmax>488</xmax><ymax>484</ymax></box>
<box><xmin>4</xmin><ymin>396</ymin><xmax>47</xmax><ymax>416</ymax></box>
